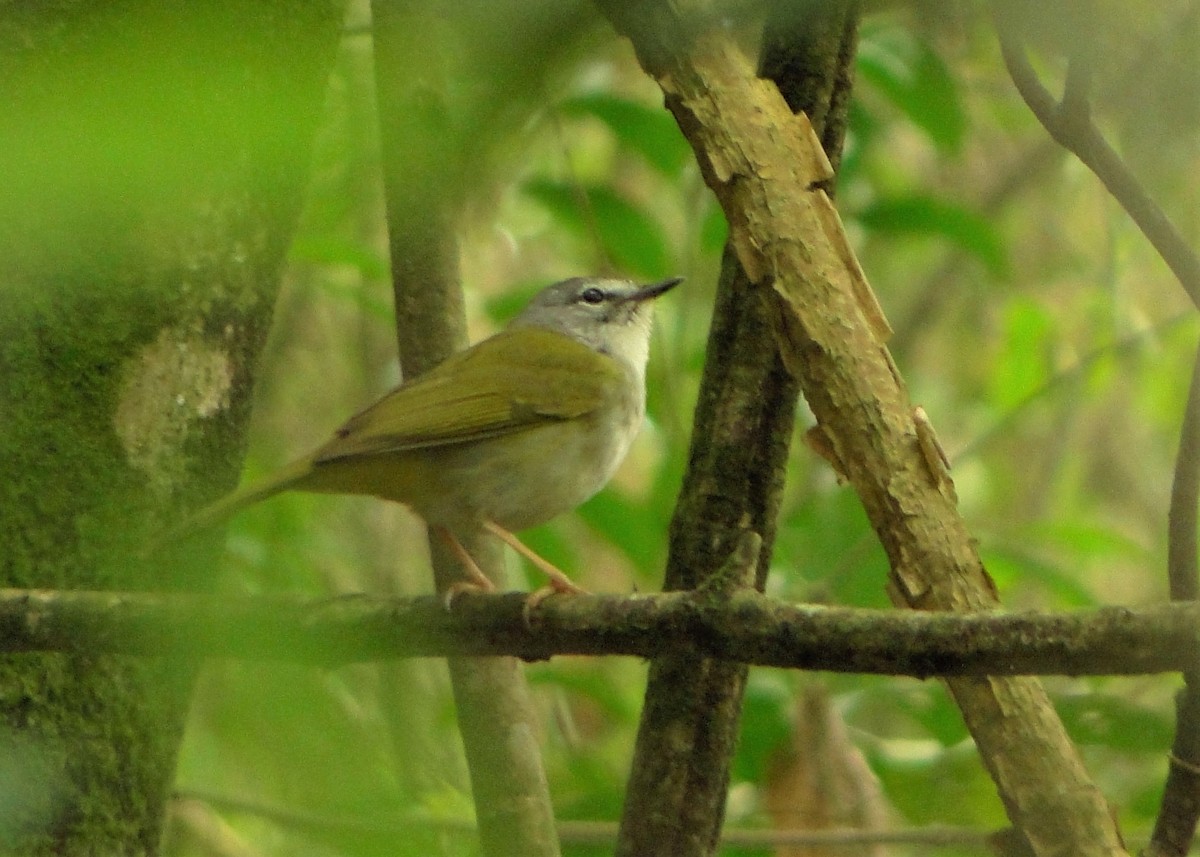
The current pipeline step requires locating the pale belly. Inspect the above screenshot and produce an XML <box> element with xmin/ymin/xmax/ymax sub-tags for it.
<box><xmin>421</xmin><ymin>408</ymin><xmax>641</xmax><ymax>532</ymax></box>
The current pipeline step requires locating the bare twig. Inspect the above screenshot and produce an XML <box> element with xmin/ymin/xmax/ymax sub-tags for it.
<box><xmin>889</xmin><ymin>139</ymin><xmax>1063</xmax><ymax>356</ymax></box>
<box><xmin>1149</xmin><ymin>343</ymin><xmax>1200</xmax><ymax>856</ymax></box>
<box><xmin>993</xmin><ymin>12</ymin><xmax>1200</xmax><ymax>312</ymax></box>
<box><xmin>955</xmin><ymin>313</ymin><xmax>1193</xmax><ymax>463</ymax></box>
<box><xmin>895</xmin><ymin>1</ymin><xmax>1200</xmax><ymax>355</ymax></box>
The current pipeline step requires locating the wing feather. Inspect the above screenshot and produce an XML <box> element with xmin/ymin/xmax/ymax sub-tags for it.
<box><xmin>313</xmin><ymin>329</ymin><xmax>625</xmax><ymax>463</ymax></box>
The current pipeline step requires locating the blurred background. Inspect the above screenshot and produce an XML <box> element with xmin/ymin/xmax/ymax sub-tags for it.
<box><xmin>161</xmin><ymin>1</ymin><xmax>1200</xmax><ymax>854</ymax></box>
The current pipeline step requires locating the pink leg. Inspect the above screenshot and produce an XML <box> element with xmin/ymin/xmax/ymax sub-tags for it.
<box><xmin>481</xmin><ymin>520</ymin><xmax>586</xmax><ymax>593</ymax></box>
<box><xmin>481</xmin><ymin>520</ymin><xmax>587</xmax><ymax>614</ymax></box>
<box><xmin>434</xmin><ymin>526</ymin><xmax>495</xmax><ymax>607</ymax></box>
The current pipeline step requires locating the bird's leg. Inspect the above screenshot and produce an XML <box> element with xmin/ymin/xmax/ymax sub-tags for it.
<box><xmin>482</xmin><ymin>520</ymin><xmax>585</xmax><ymax>593</ymax></box>
<box><xmin>481</xmin><ymin>520</ymin><xmax>587</xmax><ymax>615</ymax></box>
<box><xmin>434</xmin><ymin>525</ymin><xmax>496</xmax><ymax>608</ymax></box>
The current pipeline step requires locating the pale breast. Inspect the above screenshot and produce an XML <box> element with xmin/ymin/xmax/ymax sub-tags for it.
<box><xmin>419</xmin><ymin>368</ymin><xmax>645</xmax><ymax>533</ymax></box>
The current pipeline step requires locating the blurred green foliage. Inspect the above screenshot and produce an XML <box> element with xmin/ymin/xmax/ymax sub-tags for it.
<box><xmin>157</xmin><ymin>3</ymin><xmax>1200</xmax><ymax>855</ymax></box>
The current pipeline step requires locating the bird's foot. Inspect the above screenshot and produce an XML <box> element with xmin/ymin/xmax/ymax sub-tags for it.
<box><xmin>521</xmin><ymin>573</ymin><xmax>588</xmax><ymax>625</ymax></box>
<box><xmin>441</xmin><ymin>576</ymin><xmax>496</xmax><ymax>610</ymax></box>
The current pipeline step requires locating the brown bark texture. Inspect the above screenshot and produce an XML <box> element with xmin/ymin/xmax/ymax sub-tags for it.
<box><xmin>594</xmin><ymin>3</ymin><xmax>1127</xmax><ymax>855</ymax></box>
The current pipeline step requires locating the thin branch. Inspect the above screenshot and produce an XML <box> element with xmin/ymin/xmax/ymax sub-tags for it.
<box><xmin>1169</xmin><ymin>346</ymin><xmax>1200</xmax><ymax>603</ymax></box>
<box><xmin>896</xmin><ymin>0</ymin><xmax>1200</xmax><ymax>356</ymax></box>
<box><xmin>5</xmin><ymin>586</ymin><xmax>1200</xmax><ymax>675</ymax></box>
<box><xmin>889</xmin><ymin>139</ymin><xmax>1064</xmax><ymax>356</ymax></box>
<box><xmin>954</xmin><ymin>313</ymin><xmax>1193</xmax><ymax>464</ymax></box>
<box><xmin>993</xmin><ymin>14</ymin><xmax>1200</xmax><ymax>856</ymax></box>
<box><xmin>993</xmin><ymin>12</ymin><xmax>1200</xmax><ymax>312</ymax></box>
<box><xmin>370</xmin><ymin>4</ymin><xmax>559</xmax><ymax>855</ymax></box>
<box><xmin>1149</xmin><ymin>342</ymin><xmax>1200</xmax><ymax>856</ymax></box>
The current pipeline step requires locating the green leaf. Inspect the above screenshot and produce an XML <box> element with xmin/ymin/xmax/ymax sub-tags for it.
<box><xmin>733</xmin><ymin>673</ymin><xmax>795</xmax><ymax>783</ymax></box>
<box><xmin>1027</xmin><ymin>519</ymin><xmax>1148</xmax><ymax>566</ymax></box>
<box><xmin>289</xmin><ymin>235</ymin><xmax>388</xmax><ymax>280</ymax></box>
<box><xmin>523</xmin><ymin>178</ymin><xmax>670</xmax><ymax>277</ymax></box>
<box><xmin>560</xmin><ymin>93</ymin><xmax>691</xmax><ymax>176</ymax></box>
<box><xmin>857</xmin><ymin>31</ymin><xmax>966</xmax><ymax>155</ymax></box>
<box><xmin>868</xmin><ymin>741</ymin><xmax>998</xmax><ymax>826</ymax></box>
<box><xmin>979</xmin><ymin>542</ymin><xmax>1096</xmax><ymax>608</ymax></box>
<box><xmin>1057</xmin><ymin>694</ymin><xmax>1173</xmax><ymax>752</ymax></box>
<box><xmin>779</xmin><ymin>489</ymin><xmax>891</xmax><ymax>609</ymax></box>
<box><xmin>576</xmin><ymin>489</ymin><xmax>664</xmax><ymax>575</ymax></box>
<box><xmin>870</xmin><ymin>683</ymin><xmax>971</xmax><ymax>748</ymax></box>
<box><xmin>528</xmin><ymin>665</ymin><xmax>636</xmax><ymax>724</ymax></box>
<box><xmin>699</xmin><ymin>202</ymin><xmax>728</xmax><ymax>254</ymax></box>
<box><xmin>990</xmin><ymin>296</ymin><xmax>1054</xmax><ymax>410</ymax></box>
<box><xmin>855</xmin><ymin>194</ymin><xmax>1009</xmax><ymax>278</ymax></box>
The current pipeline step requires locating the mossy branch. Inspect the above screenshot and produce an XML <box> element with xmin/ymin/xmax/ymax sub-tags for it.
<box><xmin>2</xmin><ymin>586</ymin><xmax>1199</xmax><ymax>676</ymax></box>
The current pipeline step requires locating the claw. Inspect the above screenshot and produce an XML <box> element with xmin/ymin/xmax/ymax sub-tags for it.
<box><xmin>521</xmin><ymin>574</ymin><xmax>588</xmax><ymax>626</ymax></box>
<box><xmin>441</xmin><ymin>578</ymin><xmax>495</xmax><ymax>610</ymax></box>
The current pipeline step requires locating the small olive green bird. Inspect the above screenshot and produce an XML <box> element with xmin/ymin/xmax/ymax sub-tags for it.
<box><xmin>165</xmin><ymin>275</ymin><xmax>681</xmax><ymax>596</ymax></box>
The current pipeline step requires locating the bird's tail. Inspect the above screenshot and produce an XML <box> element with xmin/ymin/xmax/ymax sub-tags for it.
<box><xmin>142</xmin><ymin>457</ymin><xmax>313</xmax><ymax>555</ymax></box>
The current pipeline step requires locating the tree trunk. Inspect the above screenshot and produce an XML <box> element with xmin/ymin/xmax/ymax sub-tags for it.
<box><xmin>0</xmin><ymin>3</ymin><xmax>341</xmax><ymax>854</ymax></box>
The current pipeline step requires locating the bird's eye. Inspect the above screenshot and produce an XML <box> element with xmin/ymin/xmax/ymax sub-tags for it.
<box><xmin>580</xmin><ymin>287</ymin><xmax>605</xmax><ymax>305</ymax></box>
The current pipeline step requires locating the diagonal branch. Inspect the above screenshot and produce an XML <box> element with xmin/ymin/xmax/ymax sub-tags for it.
<box><xmin>1169</xmin><ymin>347</ymin><xmax>1200</xmax><ymax>604</ymax></box>
<box><xmin>993</xmin><ymin>12</ymin><xmax>1200</xmax><ymax>312</ymax></box>
<box><xmin>593</xmin><ymin>3</ymin><xmax>1127</xmax><ymax>854</ymax></box>
<box><xmin>613</xmin><ymin>5</ymin><xmax>860</xmax><ymax>856</ymax></box>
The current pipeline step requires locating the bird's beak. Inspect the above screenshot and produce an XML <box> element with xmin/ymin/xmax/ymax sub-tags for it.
<box><xmin>628</xmin><ymin>276</ymin><xmax>684</xmax><ymax>303</ymax></box>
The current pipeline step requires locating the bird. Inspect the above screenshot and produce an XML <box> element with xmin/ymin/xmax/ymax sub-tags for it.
<box><xmin>158</xmin><ymin>275</ymin><xmax>681</xmax><ymax>599</ymax></box>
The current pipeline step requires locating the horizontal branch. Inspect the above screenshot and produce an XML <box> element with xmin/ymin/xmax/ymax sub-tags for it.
<box><xmin>3</xmin><ymin>587</ymin><xmax>1200</xmax><ymax>676</ymax></box>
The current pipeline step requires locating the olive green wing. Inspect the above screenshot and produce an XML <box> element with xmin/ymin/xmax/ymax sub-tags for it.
<box><xmin>313</xmin><ymin>328</ymin><xmax>625</xmax><ymax>463</ymax></box>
